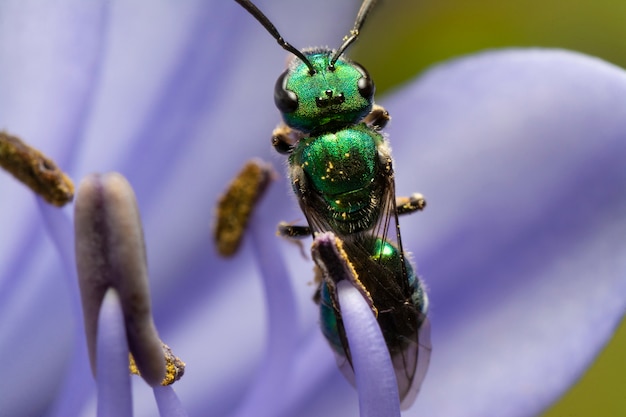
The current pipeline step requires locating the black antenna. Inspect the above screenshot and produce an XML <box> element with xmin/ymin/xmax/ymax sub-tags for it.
<box><xmin>330</xmin><ymin>0</ymin><xmax>377</xmax><ymax>68</ymax></box>
<box><xmin>235</xmin><ymin>0</ymin><xmax>316</xmax><ymax>75</ymax></box>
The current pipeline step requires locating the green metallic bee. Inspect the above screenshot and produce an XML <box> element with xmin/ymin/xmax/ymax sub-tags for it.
<box><xmin>234</xmin><ymin>0</ymin><xmax>431</xmax><ymax>408</ymax></box>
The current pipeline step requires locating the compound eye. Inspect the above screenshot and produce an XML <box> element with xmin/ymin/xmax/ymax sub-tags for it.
<box><xmin>274</xmin><ymin>70</ymin><xmax>298</xmax><ymax>114</ymax></box>
<box><xmin>354</xmin><ymin>62</ymin><xmax>375</xmax><ymax>101</ymax></box>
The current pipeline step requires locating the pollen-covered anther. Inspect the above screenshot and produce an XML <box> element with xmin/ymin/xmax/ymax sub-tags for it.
<box><xmin>74</xmin><ymin>172</ymin><xmax>179</xmax><ymax>387</ymax></box>
<box><xmin>130</xmin><ymin>341</ymin><xmax>186</xmax><ymax>386</ymax></box>
<box><xmin>214</xmin><ymin>159</ymin><xmax>276</xmax><ymax>257</ymax></box>
<box><xmin>0</xmin><ymin>131</ymin><xmax>74</xmax><ymax>206</ymax></box>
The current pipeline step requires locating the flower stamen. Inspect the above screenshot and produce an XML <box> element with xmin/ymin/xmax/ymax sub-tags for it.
<box><xmin>214</xmin><ymin>159</ymin><xmax>275</xmax><ymax>257</ymax></box>
<box><xmin>74</xmin><ymin>173</ymin><xmax>184</xmax><ymax>387</ymax></box>
<box><xmin>129</xmin><ymin>342</ymin><xmax>185</xmax><ymax>386</ymax></box>
<box><xmin>0</xmin><ymin>130</ymin><xmax>74</xmax><ymax>206</ymax></box>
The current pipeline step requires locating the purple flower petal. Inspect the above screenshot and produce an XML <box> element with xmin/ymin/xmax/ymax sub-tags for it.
<box><xmin>154</xmin><ymin>386</ymin><xmax>188</xmax><ymax>417</ymax></box>
<box><xmin>383</xmin><ymin>49</ymin><xmax>626</xmax><ymax>417</ymax></box>
<box><xmin>228</xmin><ymin>162</ymin><xmax>300</xmax><ymax>417</ymax></box>
<box><xmin>337</xmin><ymin>280</ymin><xmax>401</xmax><ymax>417</ymax></box>
<box><xmin>36</xmin><ymin>198</ymin><xmax>96</xmax><ymax>416</ymax></box>
<box><xmin>96</xmin><ymin>289</ymin><xmax>132</xmax><ymax>417</ymax></box>
<box><xmin>0</xmin><ymin>0</ymin><xmax>107</xmax><ymax>163</ymax></box>
<box><xmin>0</xmin><ymin>1</ymin><xmax>107</xmax><ymax>413</ymax></box>
<box><xmin>4</xmin><ymin>0</ymin><xmax>626</xmax><ymax>414</ymax></box>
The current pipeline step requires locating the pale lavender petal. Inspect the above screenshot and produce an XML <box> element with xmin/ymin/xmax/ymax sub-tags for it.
<box><xmin>12</xmin><ymin>1</ymin><xmax>626</xmax><ymax>417</ymax></box>
<box><xmin>0</xmin><ymin>0</ymin><xmax>107</xmax><ymax>289</ymax></box>
<box><xmin>0</xmin><ymin>1</ymin><xmax>107</xmax><ymax>414</ymax></box>
<box><xmin>337</xmin><ymin>280</ymin><xmax>401</xmax><ymax>417</ymax></box>
<box><xmin>96</xmin><ymin>289</ymin><xmax>132</xmax><ymax>417</ymax></box>
<box><xmin>381</xmin><ymin>49</ymin><xmax>626</xmax><ymax>416</ymax></box>
<box><xmin>0</xmin><ymin>0</ymin><xmax>107</xmax><ymax>163</ymax></box>
<box><xmin>228</xmin><ymin>163</ymin><xmax>299</xmax><ymax>417</ymax></box>
<box><xmin>153</xmin><ymin>386</ymin><xmax>188</xmax><ymax>417</ymax></box>
<box><xmin>277</xmin><ymin>331</ymin><xmax>342</xmax><ymax>417</ymax></box>
<box><xmin>0</xmin><ymin>242</ymin><xmax>74</xmax><ymax>417</ymax></box>
<box><xmin>36</xmin><ymin>199</ymin><xmax>95</xmax><ymax>416</ymax></box>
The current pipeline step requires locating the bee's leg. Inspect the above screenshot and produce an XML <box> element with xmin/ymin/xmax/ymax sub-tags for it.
<box><xmin>277</xmin><ymin>222</ymin><xmax>311</xmax><ymax>238</ymax></box>
<box><xmin>277</xmin><ymin>222</ymin><xmax>311</xmax><ymax>259</ymax></box>
<box><xmin>272</xmin><ymin>124</ymin><xmax>305</xmax><ymax>155</ymax></box>
<box><xmin>312</xmin><ymin>283</ymin><xmax>322</xmax><ymax>304</ymax></box>
<box><xmin>363</xmin><ymin>104</ymin><xmax>391</xmax><ymax>131</ymax></box>
<box><xmin>396</xmin><ymin>193</ymin><xmax>426</xmax><ymax>216</ymax></box>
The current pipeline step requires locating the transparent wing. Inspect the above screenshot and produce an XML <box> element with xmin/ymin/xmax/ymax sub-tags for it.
<box><xmin>396</xmin><ymin>315</ymin><xmax>432</xmax><ymax>409</ymax></box>
<box><xmin>331</xmin><ymin>301</ymin><xmax>432</xmax><ymax>409</ymax></box>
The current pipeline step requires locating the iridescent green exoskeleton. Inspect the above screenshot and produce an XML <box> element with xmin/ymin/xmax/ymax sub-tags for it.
<box><xmin>234</xmin><ymin>0</ymin><xmax>431</xmax><ymax>408</ymax></box>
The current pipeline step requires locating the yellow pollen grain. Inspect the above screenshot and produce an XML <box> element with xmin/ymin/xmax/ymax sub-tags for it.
<box><xmin>129</xmin><ymin>341</ymin><xmax>186</xmax><ymax>386</ymax></box>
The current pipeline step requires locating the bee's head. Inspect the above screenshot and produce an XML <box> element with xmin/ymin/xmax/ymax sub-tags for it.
<box><xmin>274</xmin><ymin>49</ymin><xmax>374</xmax><ymax>133</ymax></box>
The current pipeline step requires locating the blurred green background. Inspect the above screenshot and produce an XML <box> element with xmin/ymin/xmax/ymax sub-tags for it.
<box><xmin>351</xmin><ymin>0</ymin><xmax>626</xmax><ymax>416</ymax></box>
<box><xmin>354</xmin><ymin>0</ymin><xmax>626</xmax><ymax>91</ymax></box>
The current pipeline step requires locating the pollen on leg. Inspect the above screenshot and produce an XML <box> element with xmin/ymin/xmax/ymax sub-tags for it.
<box><xmin>395</xmin><ymin>193</ymin><xmax>426</xmax><ymax>215</ymax></box>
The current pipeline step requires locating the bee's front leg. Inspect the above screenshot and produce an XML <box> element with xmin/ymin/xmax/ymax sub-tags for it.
<box><xmin>363</xmin><ymin>104</ymin><xmax>391</xmax><ymax>130</ymax></box>
<box><xmin>271</xmin><ymin>123</ymin><xmax>305</xmax><ymax>155</ymax></box>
